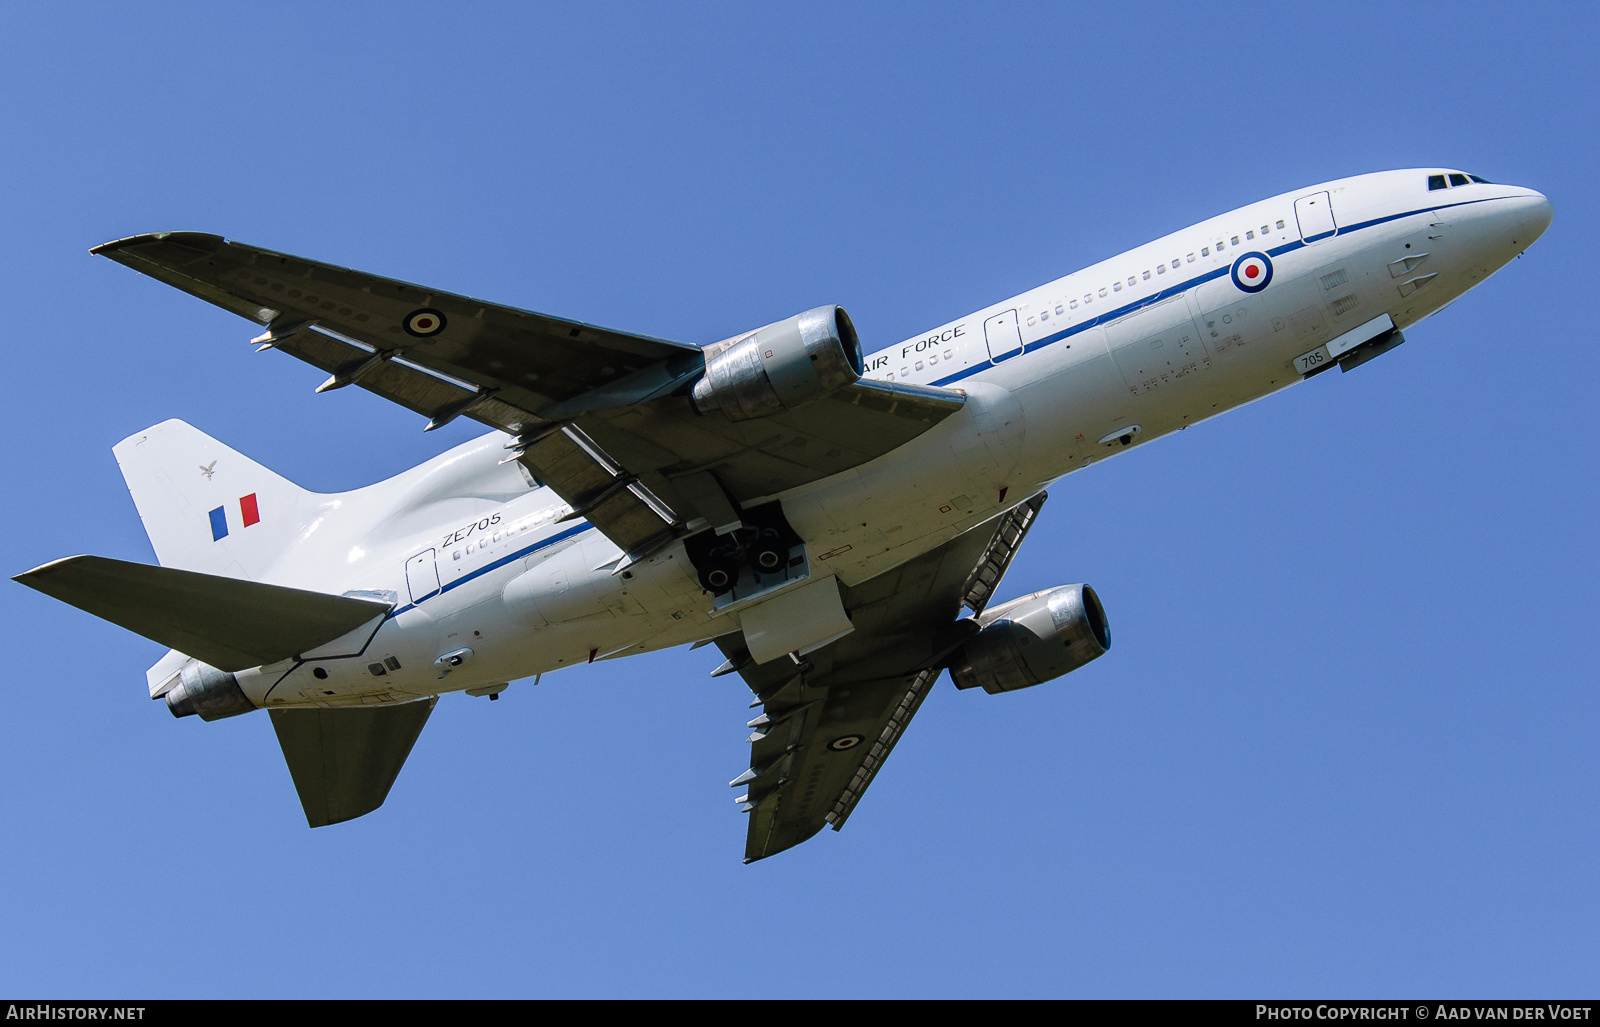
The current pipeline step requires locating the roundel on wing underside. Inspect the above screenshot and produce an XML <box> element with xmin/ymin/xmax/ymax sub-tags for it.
<box><xmin>1230</xmin><ymin>252</ymin><xmax>1273</xmax><ymax>293</ymax></box>
<box><xmin>403</xmin><ymin>308</ymin><xmax>448</xmax><ymax>337</ymax></box>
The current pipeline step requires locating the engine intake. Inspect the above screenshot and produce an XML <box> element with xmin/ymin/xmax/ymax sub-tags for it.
<box><xmin>949</xmin><ymin>584</ymin><xmax>1110</xmax><ymax>694</ymax></box>
<box><xmin>691</xmin><ymin>305</ymin><xmax>862</xmax><ymax>421</ymax></box>
<box><xmin>165</xmin><ymin>659</ymin><xmax>256</xmax><ymax>720</ymax></box>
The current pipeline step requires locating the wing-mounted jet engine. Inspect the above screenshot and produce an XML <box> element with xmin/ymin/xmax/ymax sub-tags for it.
<box><xmin>690</xmin><ymin>305</ymin><xmax>862</xmax><ymax>421</ymax></box>
<box><xmin>948</xmin><ymin>584</ymin><xmax>1111</xmax><ymax>694</ymax></box>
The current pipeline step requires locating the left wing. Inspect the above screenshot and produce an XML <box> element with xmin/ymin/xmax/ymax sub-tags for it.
<box><xmin>719</xmin><ymin>493</ymin><xmax>1047</xmax><ymax>862</ymax></box>
<box><xmin>95</xmin><ymin>233</ymin><xmax>965</xmax><ymax>562</ymax></box>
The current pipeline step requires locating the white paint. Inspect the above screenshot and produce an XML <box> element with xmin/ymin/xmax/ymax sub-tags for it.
<box><xmin>112</xmin><ymin>168</ymin><xmax>1547</xmax><ymax>709</ymax></box>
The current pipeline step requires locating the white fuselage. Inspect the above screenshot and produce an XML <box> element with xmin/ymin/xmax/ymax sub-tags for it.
<box><xmin>230</xmin><ymin>169</ymin><xmax>1551</xmax><ymax>710</ymax></box>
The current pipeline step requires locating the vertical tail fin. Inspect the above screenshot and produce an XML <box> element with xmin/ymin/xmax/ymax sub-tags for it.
<box><xmin>114</xmin><ymin>419</ymin><xmax>324</xmax><ymax>581</ymax></box>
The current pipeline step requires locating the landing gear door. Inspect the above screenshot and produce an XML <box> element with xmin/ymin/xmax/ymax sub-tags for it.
<box><xmin>1294</xmin><ymin>191</ymin><xmax>1337</xmax><ymax>243</ymax></box>
<box><xmin>405</xmin><ymin>549</ymin><xmax>441</xmax><ymax>604</ymax></box>
<box><xmin>984</xmin><ymin>309</ymin><xmax>1023</xmax><ymax>362</ymax></box>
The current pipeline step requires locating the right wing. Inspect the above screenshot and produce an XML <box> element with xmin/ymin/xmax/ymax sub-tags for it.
<box><xmin>719</xmin><ymin>493</ymin><xmax>1047</xmax><ymax>862</ymax></box>
<box><xmin>95</xmin><ymin>233</ymin><xmax>965</xmax><ymax>561</ymax></box>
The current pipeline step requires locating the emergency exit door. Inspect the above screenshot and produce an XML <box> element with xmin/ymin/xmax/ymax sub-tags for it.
<box><xmin>405</xmin><ymin>549</ymin><xmax>441</xmax><ymax>604</ymax></box>
<box><xmin>984</xmin><ymin>309</ymin><xmax>1023</xmax><ymax>362</ymax></box>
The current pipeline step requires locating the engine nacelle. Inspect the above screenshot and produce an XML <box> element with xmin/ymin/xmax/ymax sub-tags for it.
<box><xmin>164</xmin><ymin>659</ymin><xmax>256</xmax><ymax>720</ymax></box>
<box><xmin>691</xmin><ymin>305</ymin><xmax>862</xmax><ymax>421</ymax></box>
<box><xmin>949</xmin><ymin>584</ymin><xmax>1110</xmax><ymax>694</ymax></box>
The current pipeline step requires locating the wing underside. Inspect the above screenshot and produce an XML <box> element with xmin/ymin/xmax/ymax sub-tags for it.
<box><xmin>96</xmin><ymin>233</ymin><xmax>966</xmax><ymax>560</ymax></box>
<box><xmin>721</xmin><ymin>493</ymin><xmax>1047</xmax><ymax>862</ymax></box>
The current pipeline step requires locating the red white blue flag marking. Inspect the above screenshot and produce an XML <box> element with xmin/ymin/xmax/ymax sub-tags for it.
<box><xmin>209</xmin><ymin>493</ymin><xmax>260</xmax><ymax>541</ymax></box>
<box><xmin>1230</xmin><ymin>252</ymin><xmax>1273</xmax><ymax>293</ymax></box>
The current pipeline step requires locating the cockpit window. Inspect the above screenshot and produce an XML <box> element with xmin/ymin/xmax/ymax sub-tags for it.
<box><xmin>1469</xmin><ymin>174</ymin><xmax>1491</xmax><ymax>184</ymax></box>
<box><xmin>1428</xmin><ymin>174</ymin><xmax>1448</xmax><ymax>191</ymax></box>
<box><xmin>1449</xmin><ymin>173</ymin><xmax>1470</xmax><ymax>187</ymax></box>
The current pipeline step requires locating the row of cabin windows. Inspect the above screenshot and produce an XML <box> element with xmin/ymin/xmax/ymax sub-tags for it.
<box><xmin>897</xmin><ymin>348</ymin><xmax>955</xmax><ymax>378</ymax></box>
<box><xmin>901</xmin><ymin>211</ymin><xmax>1304</xmax><ymax>367</ymax></box>
<box><xmin>1429</xmin><ymin>172</ymin><xmax>1490</xmax><ymax>190</ymax></box>
<box><xmin>1052</xmin><ymin>218</ymin><xmax>1288</xmax><ymax>313</ymax></box>
<box><xmin>450</xmin><ymin>513</ymin><xmax>564</xmax><ymax>562</ymax></box>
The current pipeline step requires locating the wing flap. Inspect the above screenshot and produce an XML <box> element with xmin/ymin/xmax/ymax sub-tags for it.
<box><xmin>14</xmin><ymin>555</ymin><xmax>391</xmax><ymax>672</ymax></box>
<box><xmin>270</xmin><ymin>697</ymin><xmax>437</xmax><ymax>827</ymax></box>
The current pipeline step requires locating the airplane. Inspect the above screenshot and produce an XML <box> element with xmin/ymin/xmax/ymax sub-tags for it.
<box><xmin>15</xmin><ymin>168</ymin><xmax>1551</xmax><ymax>861</ymax></box>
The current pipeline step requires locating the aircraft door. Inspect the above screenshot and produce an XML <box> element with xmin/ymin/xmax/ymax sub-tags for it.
<box><xmin>1104</xmin><ymin>294</ymin><xmax>1210</xmax><ymax>395</ymax></box>
<box><xmin>984</xmin><ymin>310</ymin><xmax>1023</xmax><ymax>362</ymax></box>
<box><xmin>405</xmin><ymin>549</ymin><xmax>441</xmax><ymax>604</ymax></box>
<box><xmin>1294</xmin><ymin>191</ymin><xmax>1338</xmax><ymax>243</ymax></box>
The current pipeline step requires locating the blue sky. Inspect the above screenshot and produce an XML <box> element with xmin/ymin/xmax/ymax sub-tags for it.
<box><xmin>1</xmin><ymin>3</ymin><xmax>1594</xmax><ymax>998</ymax></box>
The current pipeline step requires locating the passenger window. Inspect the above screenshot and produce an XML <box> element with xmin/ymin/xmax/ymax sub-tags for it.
<box><xmin>1156</xmin><ymin>265</ymin><xmax>1166</xmax><ymax>274</ymax></box>
<box><xmin>1142</xmin><ymin>271</ymin><xmax>1150</xmax><ymax>280</ymax></box>
<box><xmin>1112</xmin><ymin>282</ymin><xmax>1122</xmax><ymax>292</ymax></box>
<box><xmin>1246</xmin><ymin>230</ymin><xmax>1255</xmax><ymax>240</ymax></box>
<box><xmin>1055</xmin><ymin>305</ymin><xmax>1064</xmax><ymax>314</ymax></box>
<box><xmin>944</xmin><ymin>349</ymin><xmax>953</xmax><ymax>359</ymax></box>
<box><xmin>1260</xmin><ymin>225</ymin><xmax>1270</xmax><ymax>235</ymax></box>
<box><xmin>915</xmin><ymin>360</ymin><xmax>924</xmax><ymax>371</ymax></box>
<box><xmin>1449</xmin><ymin>173</ymin><xmax>1470</xmax><ymax>187</ymax></box>
<box><xmin>1201</xmin><ymin>247</ymin><xmax>1209</xmax><ymax>256</ymax></box>
<box><xmin>1098</xmin><ymin>288</ymin><xmax>1107</xmax><ymax>297</ymax></box>
<box><xmin>1231</xmin><ymin>236</ymin><xmax>1239</xmax><ymax>245</ymax></box>
<box><xmin>1428</xmin><ymin>175</ymin><xmax>1447</xmax><ymax>190</ymax></box>
<box><xmin>1070</xmin><ymin>299</ymin><xmax>1078</xmax><ymax>308</ymax></box>
<box><xmin>1127</xmin><ymin>277</ymin><xmax>1135</xmax><ymax>286</ymax></box>
<box><xmin>1186</xmin><ymin>253</ymin><xmax>1195</xmax><ymax>263</ymax></box>
<box><xmin>1275</xmin><ymin>220</ymin><xmax>1285</xmax><ymax>229</ymax></box>
<box><xmin>453</xmin><ymin>551</ymin><xmax>462</xmax><ymax>561</ymax></box>
<box><xmin>1084</xmin><ymin>293</ymin><xmax>1092</xmax><ymax>303</ymax></box>
<box><xmin>901</xmin><ymin>366</ymin><xmax>909</xmax><ymax>376</ymax></box>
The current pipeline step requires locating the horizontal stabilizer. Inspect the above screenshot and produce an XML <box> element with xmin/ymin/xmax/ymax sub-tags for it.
<box><xmin>270</xmin><ymin>698</ymin><xmax>437</xmax><ymax>827</ymax></box>
<box><xmin>14</xmin><ymin>555</ymin><xmax>391</xmax><ymax>672</ymax></box>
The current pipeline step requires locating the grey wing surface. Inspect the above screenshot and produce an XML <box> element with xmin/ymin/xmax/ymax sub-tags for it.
<box><xmin>719</xmin><ymin>493</ymin><xmax>1047</xmax><ymax>862</ymax></box>
<box><xmin>96</xmin><ymin>233</ymin><xmax>964</xmax><ymax>560</ymax></box>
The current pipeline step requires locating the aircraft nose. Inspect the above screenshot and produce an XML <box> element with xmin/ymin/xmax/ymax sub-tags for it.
<box><xmin>1501</xmin><ymin>188</ymin><xmax>1553</xmax><ymax>248</ymax></box>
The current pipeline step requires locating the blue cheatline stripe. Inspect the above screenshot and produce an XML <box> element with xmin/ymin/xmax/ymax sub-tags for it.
<box><xmin>208</xmin><ymin>506</ymin><xmax>228</xmax><ymax>541</ymax></box>
<box><xmin>388</xmin><ymin>520</ymin><xmax>594</xmax><ymax>618</ymax></box>
<box><xmin>259</xmin><ymin>518</ymin><xmax>597</xmax><ymax>701</ymax></box>
<box><xmin>912</xmin><ymin>194</ymin><xmax>1502</xmax><ymax>390</ymax></box>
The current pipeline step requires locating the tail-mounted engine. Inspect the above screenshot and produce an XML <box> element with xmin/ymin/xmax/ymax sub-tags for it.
<box><xmin>163</xmin><ymin>658</ymin><xmax>256</xmax><ymax>720</ymax></box>
<box><xmin>691</xmin><ymin>305</ymin><xmax>862</xmax><ymax>421</ymax></box>
<box><xmin>949</xmin><ymin>584</ymin><xmax>1110</xmax><ymax>694</ymax></box>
